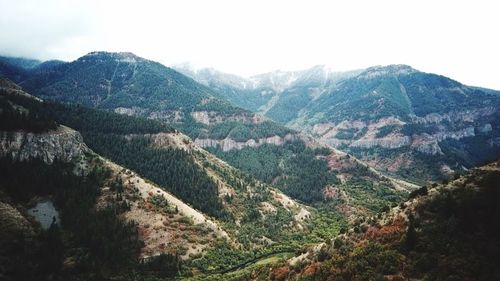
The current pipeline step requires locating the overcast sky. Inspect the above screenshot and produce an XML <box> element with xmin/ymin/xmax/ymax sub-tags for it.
<box><xmin>1</xmin><ymin>0</ymin><xmax>499</xmax><ymax>89</ymax></box>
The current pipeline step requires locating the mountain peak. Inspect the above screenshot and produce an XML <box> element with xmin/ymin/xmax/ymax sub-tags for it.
<box><xmin>358</xmin><ymin>64</ymin><xmax>418</xmax><ymax>79</ymax></box>
<box><xmin>78</xmin><ymin>51</ymin><xmax>141</xmax><ymax>63</ymax></box>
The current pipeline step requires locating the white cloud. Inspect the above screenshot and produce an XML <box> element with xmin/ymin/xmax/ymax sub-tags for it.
<box><xmin>0</xmin><ymin>0</ymin><xmax>499</xmax><ymax>89</ymax></box>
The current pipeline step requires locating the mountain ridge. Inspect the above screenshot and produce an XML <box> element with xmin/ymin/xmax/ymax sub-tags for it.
<box><xmin>0</xmin><ymin>54</ymin><xmax>414</xmax><ymax>207</ymax></box>
<box><xmin>182</xmin><ymin>63</ymin><xmax>500</xmax><ymax>182</ymax></box>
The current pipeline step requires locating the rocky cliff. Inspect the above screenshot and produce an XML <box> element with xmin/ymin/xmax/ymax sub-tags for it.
<box><xmin>194</xmin><ymin>133</ymin><xmax>299</xmax><ymax>151</ymax></box>
<box><xmin>0</xmin><ymin>125</ymin><xmax>89</xmax><ymax>164</ymax></box>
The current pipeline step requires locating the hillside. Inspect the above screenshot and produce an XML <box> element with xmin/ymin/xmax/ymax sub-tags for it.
<box><xmin>0</xmin><ymin>78</ymin><xmax>320</xmax><ymax>279</ymax></box>
<box><xmin>256</xmin><ymin>158</ymin><xmax>500</xmax><ymax>280</ymax></box>
<box><xmin>2</xmin><ymin>52</ymin><xmax>289</xmax><ymax>144</ymax></box>
<box><xmin>0</xmin><ymin>54</ymin><xmax>412</xmax><ymax>212</ymax></box>
<box><xmin>184</xmin><ymin>64</ymin><xmax>500</xmax><ymax>183</ymax></box>
<box><xmin>295</xmin><ymin>65</ymin><xmax>500</xmax><ymax>182</ymax></box>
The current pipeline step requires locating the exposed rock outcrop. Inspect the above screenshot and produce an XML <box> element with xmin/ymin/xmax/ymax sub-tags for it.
<box><xmin>410</xmin><ymin>107</ymin><xmax>496</xmax><ymax>124</ymax></box>
<box><xmin>310</xmin><ymin>110</ymin><xmax>490</xmax><ymax>155</ymax></box>
<box><xmin>190</xmin><ymin>110</ymin><xmax>265</xmax><ymax>125</ymax></box>
<box><xmin>350</xmin><ymin>136</ymin><xmax>411</xmax><ymax>149</ymax></box>
<box><xmin>114</xmin><ymin>107</ymin><xmax>184</xmax><ymax>123</ymax></box>
<box><xmin>194</xmin><ymin>133</ymin><xmax>298</xmax><ymax>151</ymax></box>
<box><xmin>0</xmin><ymin>125</ymin><xmax>89</xmax><ymax>164</ymax></box>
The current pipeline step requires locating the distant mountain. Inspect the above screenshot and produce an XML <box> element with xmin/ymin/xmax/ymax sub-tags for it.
<box><xmin>0</xmin><ymin>56</ymin><xmax>40</xmax><ymax>83</ymax></box>
<box><xmin>175</xmin><ymin>64</ymin><xmax>362</xmax><ymax>120</ymax></box>
<box><xmin>19</xmin><ymin>52</ymin><xmax>224</xmax><ymax>110</ymax></box>
<box><xmin>185</xmin><ymin>64</ymin><xmax>500</xmax><ymax>183</ymax></box>
<box><xmin>4</xmin><ymin>52</ymin><xmax>294</xmax><ymax>143</ymax></box>
<box><xmin>0</xmin><ymin>56</ymin><xmax>42</xmax><ymax>70</ymax></box>
<box><xmin>293</xmin><ymin>65</ymin><xmax>500</xmax><ymax>182</ymax></box>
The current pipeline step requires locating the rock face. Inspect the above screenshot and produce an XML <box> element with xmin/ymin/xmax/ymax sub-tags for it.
<box><xmin>194</xmin><ymin>133</ymin><xmax>299</xmax><ymax>151</ymax></box>
<box><xmin>0</xmin><ymin>125</ymin><xmax>89</xmax><ymax>164</ymax></box>
<box><xmin>350</xmin><ymin>136</ymin><xmax>411</xmax><ymax>149</ymax></box>
<box><xmin>114</xmin><ymin>107</ymin><xmax>185</xmax><ymax>123</ymax></box>
<box><xmin>410</xmin><ymin>107</ymin><xmax>496</xmax><ymax>124</ymax></box>
<box><xmin>309</xmin><ymin>109</ymin><xmax>494</xmax><ymax>156</ymax></box>
<box><xmin>190</xmin><ymin>111</ymin><xmax>265</xmax><ymax>125</ymax></box>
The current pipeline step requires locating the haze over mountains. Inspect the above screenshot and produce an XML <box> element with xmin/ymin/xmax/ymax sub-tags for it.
<box><xmin>1</xmin><ymin>51</ymin><xmax>499</xmax><ymax>280</ymax></box>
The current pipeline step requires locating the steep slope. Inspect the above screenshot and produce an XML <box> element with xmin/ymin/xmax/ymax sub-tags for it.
<box><xmin>43</xmin><ymin>102</ymin><xmax>310</xmax><ymax>233</ymax></box>
<box><xmin>0</xmin><ymin>78</ymin><xmax>314</xmax><ymax>278</ymax></box>
<box><xmin>292</xmin><ymin>65</ymin><xmax>500</xmax><ymax>182</ymax></box>
<box><xmin>187</xmin><ymin>64</ymin><xmax>500</xmax><ymax>183</ymax></box>
<box><xmin>0</xmin><ymin>77</ymin><xmax>227</xmax><ymax>264</ymax></box>
<box><xmin>2</xmin><ymin>53</ymin><xmax>410</xmax><ymax>212</ymax></box>
<box><xmin>260</xmin><ymin>158</ymin><xmax>500</xmax><ymax>281</ymax></box>
<box><xmin>13</xmin><ymin>51</ymin><xmax>291</xmax><ymax>145</ymax></box>
<box><xmin>0</xmin><ymin>81</ymin><xmax>143</xmax><ymax>279</ymax></box>
<box><xmin>208</xmin><ymin>133</ymin><xmax>412</xmax><ymax>219</ymax></box>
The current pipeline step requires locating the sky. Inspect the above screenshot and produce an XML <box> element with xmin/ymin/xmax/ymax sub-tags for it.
<box><xmin>1</xmin><ymin>0</ymin><xmax>499</xmax><ymax>89</ymax></box>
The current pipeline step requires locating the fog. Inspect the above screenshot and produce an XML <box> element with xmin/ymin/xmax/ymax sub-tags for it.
<box><xmin>1</xmin><ymin>0</ymin><xmax>499</xmax><ymax>89</ymax></box>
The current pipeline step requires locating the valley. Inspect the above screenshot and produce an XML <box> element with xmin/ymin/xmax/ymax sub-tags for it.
<box><xmin>1</xmin><ymin>51</ymin><xmax>499</xmax><ymax>281</ymax></box>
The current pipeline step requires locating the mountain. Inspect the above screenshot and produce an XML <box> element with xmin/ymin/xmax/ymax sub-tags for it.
<box><xmin>0</xmin><ymin>78</ymin><xmax>317</xmax><ymax>279</ymax></box>
<box><xmin>0</xmin><ymin>56</ymin><xmax>42</xmax><ymax>71</ymax></box>
<box><xmin>183</xmin><ymin>64</ymin><xmax>500</xmax><ymax>183</ymax></box>
<box><xmin>3</xmin><ymin>50</ymin><xmax>498</xmax><ymax>280</ymax></box>
<box><xmin>175</xmin><ymin>64</ymin><xmax>362</xmax><ymax>119</ymax></box>
<box><xmin>0</xmin><ymin>56</ymin><xmax>40</xmax><ymax>83</ymax></box>
<box><xmin>3</xmin><ymin>52</ymin><xmax>295</xmax><ymax>147</ymax></box>
<box><xmin>0</xmin><ymin>78</ymin><xmax>146</xmax><ymax>279</ymax></box>
<box><xmin>293</xmin><ymin>65</ymin><xmax>500</xmax><ymax>182</ymax></box>
<box><xmin>4</xmin><ymin>76</ymin><xmax>494</xmax><ymax>280</ymax></box>
<box><xmin>261</xmin><ymin>158</ymin><xmax>500</xmax><ymax>280</ymax></box>
<box><xmin>0</xmin><ymin>53</ymin><xmax>412</xmax><ymax>211</ymax></box>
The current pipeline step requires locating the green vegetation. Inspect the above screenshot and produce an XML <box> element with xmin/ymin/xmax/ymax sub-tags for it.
<box><xmin>84</xmin><ymin>134</ymin><xmax>227</xmax><ymax>219</ymax></box>
<box><xmin>46</xmin><ymin>102</ymin><xmax>173</xmax><ymax>134</ymax></box>
<box><xmin>341</xmin><ymin>178</ymin><xmax>407</xmax><ymax>213</ymax></box>
<box><xmin>305</xmin><ymin>209</ymin><xmax>347</xmax><ymax>242</ymax></box>
<box><xmin>38</xmin><ymin>102</ymin><xmax>225</xmax><ymax>218</ymax></box>
<box><xmin>0</xmin><ymin>89</ymin><xmax>57</xmax><ymax>132</ymax></box>
<box><xmin>282</xmin><ymin>161</ymin><xmax>500</xmax><ymax>281</ymax></box>
<box><xmin>335</xmin><ymin>127</ymin><xmax>367</xmax><ymax>140</ymax></box>
<box><xmin>210</xmin><ymin>140</ymin><xmax>405</xmax><ymax>212</ymax></box>
<box><xmin>375</xmin><ymin>124</ymin><xmax>399</xmax><ymax>138</ymax></box>
<box><xmin>192</xmin><ymin>120</ymin><xmax>292</xmax><ymax>142</ymax></box>
<box><xmin>0</xmin><ymin>156</ymin><xmax>144</xmax><ymax>280</ymax></box>
<box><xmin>304</xmin><ymin>75</ymin><xmax>413</xmax><ymax>124</ymax></box>
<box><xmin>265</xmin><ymin>87</ymin><xmax>313</xmax><ymax>123</ymax></box>
<box><xmin>209</xmin><ymin>140</ymin><xmax>338</xmax><ymax>203</ymax></box>
<box><xmin>149</xmin><ymin>194</ymin><xmax>178</xmax><ymax>214</ymax></box>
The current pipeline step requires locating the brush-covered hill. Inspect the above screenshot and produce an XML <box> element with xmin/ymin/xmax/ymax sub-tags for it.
<box><xmin>258</xmin><ymin>158</ymin><xmax>500</xmax><ymax>281</ymax></box>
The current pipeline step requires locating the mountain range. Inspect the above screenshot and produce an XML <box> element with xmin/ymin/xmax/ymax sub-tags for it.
<box><xmin>1</xmin><ymin>52</ymin><xmax>499</xmax><ymax>280</ymax></box>
<box><xmin>177</xmin><ymin>64</ymin><xmax>500</xmax><ymax>183</ymax></box>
